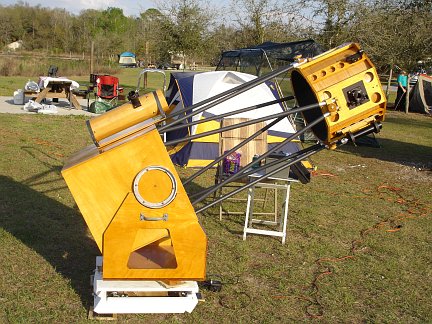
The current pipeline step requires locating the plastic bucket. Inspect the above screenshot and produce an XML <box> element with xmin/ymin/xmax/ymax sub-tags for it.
<box><xmin>13</xmin><ymin>89</ymin><xmax>24</xmax><ymax>105</ymax></box>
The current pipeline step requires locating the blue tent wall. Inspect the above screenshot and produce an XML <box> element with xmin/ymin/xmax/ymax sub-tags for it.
<box><xmin>119</xmin><ymin>51</ymin><xmax>136</xmax><ymax>57</ymax></box>
<box><xmin>165</xmin><ymin>71</ymin><xmax>302</xmax><ymax>168</ymax></box>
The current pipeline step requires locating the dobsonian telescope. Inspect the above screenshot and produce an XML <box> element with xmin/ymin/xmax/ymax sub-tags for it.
<box><xmin>62</xmin><ymin>43</ymin><xmax>386</xmax><ymax>315</ymax></box>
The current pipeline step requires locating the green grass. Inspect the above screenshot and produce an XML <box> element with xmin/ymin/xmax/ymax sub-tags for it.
<box><xmin>0</xmin><ymin>108</ymin><xmax>431</xmax><ymax>322</ymax></box>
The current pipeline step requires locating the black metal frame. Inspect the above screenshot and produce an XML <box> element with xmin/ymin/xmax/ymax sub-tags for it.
<box><xmin>150</xmin><ymin>59</ymin><xmax>381</xmax><ymax>214</ymax></box>
<box><xmin>161</xmin><ymin>96</ymin><xmax>294</xmax><ymax>135</ymax></box>
<box><xmin>190</xmin><ymin>113</ymin><xmax>329</xmax><ymax>206</ymax></box>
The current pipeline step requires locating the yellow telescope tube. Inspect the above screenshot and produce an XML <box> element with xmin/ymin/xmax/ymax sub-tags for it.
<box><xmin>87</xmin><ymin>90</ymin><xmax>169</xmax><ymax>145</ymax></box>
<box><xmin>291</xmin><ymin>43</ymin><xmax>386</xmax><ymax>145</ymax></box>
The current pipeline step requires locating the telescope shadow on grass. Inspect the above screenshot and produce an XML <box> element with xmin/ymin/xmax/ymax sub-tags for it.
<box><xmin>0</xmin><ymin>175</ymin><xmax>99</xmax><ymax>309</ymax></box>
<box><xmin>338</xmin><ymin>137</ymin><xmax>432</xmax><ymax>169</ymax></box>
<box><xmin>385</xmin><ymin>113</ymin><xmax>432</xmax><ymax>129</ymax></box>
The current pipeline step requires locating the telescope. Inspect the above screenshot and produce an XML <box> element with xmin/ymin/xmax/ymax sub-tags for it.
<box><xmin>62</xmin><ymin>43</ymin><xmax>386</xmax><ymax>315</ymax></box>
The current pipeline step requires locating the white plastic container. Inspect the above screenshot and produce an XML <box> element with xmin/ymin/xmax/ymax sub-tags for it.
<box><xmin>13</xmin><ymin>89</ymin><xmax>25</xmax><ymax>105</ymax></box>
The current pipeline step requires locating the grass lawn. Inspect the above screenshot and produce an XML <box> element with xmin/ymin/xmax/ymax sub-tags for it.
<box><xmin>0</xmin><ymin>104</ymin><xmax>431</xmax><ymax>322</ymax></box>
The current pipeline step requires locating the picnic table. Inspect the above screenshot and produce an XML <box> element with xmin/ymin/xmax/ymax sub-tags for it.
<box><xmin>27</xmin><ymin>77</ymin><xmax>83</xmax><ymax>110</ymax></box>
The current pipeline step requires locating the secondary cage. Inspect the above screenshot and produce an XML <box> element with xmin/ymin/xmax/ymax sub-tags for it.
<box><xmin>291</xmin><ymin>43</ymin><xmax>386</xmax><ymax>145</ymax></box>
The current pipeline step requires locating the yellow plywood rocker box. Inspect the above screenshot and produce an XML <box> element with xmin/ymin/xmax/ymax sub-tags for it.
<box><xmin>62</xmin><ymin>91</ymin><xmax>207</xmax><ymax>314</ymax></box>
<box><xmin>62</xmin><ymin>43</ymin><xmax>386</xmax><ymax>315</ymax></box>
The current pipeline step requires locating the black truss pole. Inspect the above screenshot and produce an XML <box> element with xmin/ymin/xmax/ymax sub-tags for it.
<box><xmin>183</xmin><ymin>102</ymin><xmax>323</xmax><ymax>185</ymax></box>
<box><xmin>158</xmin><ymin>64</ymin><xmax>295</xmax><ymax>132</ymax></box>
<box><xmin>160</xmin><ymin>96</ymin><xmax>294</xmax><ymax>135</ymax></box>
<box><xmin>187</xmin><ymin>144</ymin><xmax>314</xmax><ymax>200</ymax></box>
<box><xmin>194</xmin><ymin>144</ymin><xmax>325</xmax><ymax>214</ymax></box>
<box><xmin>164</xmin><ymin>102</ymin><xmax>324</xmax><ymax>147</ymax></box>
<box><xmin>191</xmin><ymin>113</ymin><xmax>329</xmax><ymax>205</ymax></box>
<box><xmin>165</xmin><ymin>110</ymin><xmax>291</xmax><ymax>146</ymax></box>
<box><xmin>183</xmin><ymin>115</ymin><xmax>285</xmax><ymax>185</ymax></box>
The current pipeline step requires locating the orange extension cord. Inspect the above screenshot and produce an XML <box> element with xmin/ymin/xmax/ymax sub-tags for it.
<box><xmin>299</xmin><ymin>184</ymin><xmax>430</xmax><ymax>319</ymax></box>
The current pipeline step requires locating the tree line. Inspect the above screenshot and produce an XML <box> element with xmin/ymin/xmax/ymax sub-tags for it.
<box><xmin>1</xmin><ymin>0</ymin><xmax>431</xmax><ymax>72</ymax></box>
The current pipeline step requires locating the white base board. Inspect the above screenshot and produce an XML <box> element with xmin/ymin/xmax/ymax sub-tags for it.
<box><xmin>92</xmin><ymin>256</ymin><xmax>200</xmax><ymax>314</ymax></box>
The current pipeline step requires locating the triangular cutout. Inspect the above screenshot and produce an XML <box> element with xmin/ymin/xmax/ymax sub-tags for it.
<box><xmin>127</xmin><ymin>229</ymin><xmax>177</xmax><ymax>269</ymax></box>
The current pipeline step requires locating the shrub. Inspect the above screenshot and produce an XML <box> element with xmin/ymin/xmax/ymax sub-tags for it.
<box><xmin>0</xmin><ymin>52</ymin><xmax>120</xmax><ymax>77</ymax></box>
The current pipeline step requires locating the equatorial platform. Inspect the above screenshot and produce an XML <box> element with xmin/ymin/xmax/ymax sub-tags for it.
<box><xmin>92</xmin><ymin>256</ymin><xmax>200</xmax><ymax>314</ymax></box>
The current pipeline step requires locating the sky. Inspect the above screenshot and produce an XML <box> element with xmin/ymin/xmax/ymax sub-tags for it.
<box><xmin>0</xmin><ymin>0</ymin><xmax>315</xmax><ymax>28</ymax></box>
<box><xmin>0</xmin><ymin>0</ymin><xmax>160</xmax><ymax>17</ymax></box>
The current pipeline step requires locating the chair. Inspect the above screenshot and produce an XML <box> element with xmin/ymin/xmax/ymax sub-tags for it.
<box><xmin>216</xmin><ymin>118</ymin><xmax>301</xmax><ymax>244</ymax></box>
<box><xmin>243</xmin><ymin>166</ymin><xmax>297</xmax><ymax>244</ymax></box>
<box><xmin>216</xmin><ymin>118</ymin><xmax>268</xmax><ymax>220</ymax></box>
<box><xmin>96</xmin><ymin>75</ymin><xmax>120</xmax><ymax>105</ymax></box>
<box><xmin>47</xmin><ymin>65</ymin><xmax>58</xmax><ymax>77</ymax></box>
<box><xmin>44</xmin><ymin>66</ymin><xmax>60</xmax><ymax>102</ymax></box>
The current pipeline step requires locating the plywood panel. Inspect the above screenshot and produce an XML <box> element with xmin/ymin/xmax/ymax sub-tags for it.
<box><xmin>220</xmin><ymin>118</ymin><xmax>267</xmax><ymax>166</ymax></box>
<box><xmin>62</xmin><ymin>127</ymin><xmax>207</xmax><ymax>280</ymax></box>
<box><xmin>221</xmin><ymin>118</ymin><xmax>266</xmax><ymax>140</ymax></box>
<box><xmin>103</xmin><ymin>193</ymin><xmax>207</xmax><ymax>280</ymax></box>
<box><xmin>62</xmin><ymin>128</ymin><xmax>200</xmax><ymax>251</ymax></box>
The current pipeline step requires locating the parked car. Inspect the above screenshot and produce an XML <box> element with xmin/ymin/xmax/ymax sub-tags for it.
<box><xmin>409</xmin><ymin>73</ymin><xmax>419</xmax><ymax>85</ymax></box>
<box><xmin>157</xmin><ymin>62</ymin><xmax>184</xmax><ymax>70</ymax></box>
<box><xmin>409</xmin><ymin>69</ymin><xmax>427</xmax><ymax>85</ymax></box>
<box><xmin>157</xmin><ymin>63</ymin><xmax>174</xmax><ymax>70</ymax></box>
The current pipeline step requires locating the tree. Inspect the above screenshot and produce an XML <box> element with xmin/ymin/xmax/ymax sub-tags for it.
<box><xmin>0</xmin><ymin>6</ymin><xmax>17</xmax><ymax>45</ymax></box>
<box><xmin>156</xmin><ymin>0</ymin><xmax>214</xmax><ymax>66</ymax></box>
<box><xmin>347</xmin><ymin>0</ymin><xmax>432</xmax><ymax>70</ymax></box>
<box><xmin>100</xmin><ymin>7</ymin><xmax>128</xmax><ymax>34</ymax></box>
<box><xmin>137</xmin><ymin>8</ymin><xmax>169</xmax><ymax>64</ymax></box>
<box><xmin>1</xmin><ymin>0</ymin><xmax>431</xmax><ymax>70</ymax></box>
<box><xmin>228</xmin><ymin>0</ymin><xmax>298</xmax><ymax>47</ymax></box>
<box><xmin>301</xmin><ymin>0</ymin><xmax>354</xmax><ymax>48</ymax></box>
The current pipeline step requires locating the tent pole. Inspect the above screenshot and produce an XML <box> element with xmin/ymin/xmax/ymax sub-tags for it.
<box><xmin>405</xmin><ymin>76</ymin><xmax>410</xmax><ymax>113</ymax></box>
<box><xmin>164</xmin><ymin>102</ymin><xmax>324</xmax><ymax>147</ymax></box>
<box><xmin>260</xmin><ymin>49</ymin><xmax>292</xmax><ymax>115</ymax></box>
<box><xmin>386</xmin><ymin>67</ymin><xmax>393</xmax><ymax>99</ymax></box>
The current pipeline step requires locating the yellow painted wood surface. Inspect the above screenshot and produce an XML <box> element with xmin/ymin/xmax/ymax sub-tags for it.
<box><xmin>292</xmin><ymin>43</ymin><xmax>386</xmax><ymax>144</ymax></box>
<box><xmin>136</xmin><ymin>168</ymin><xmax>174</xmax><ymax>205</ymax></box>
<box><xmin>62</xmin><ymin>126</ymin><xmax>207</xmax><ymax>280</ymax></box>
<box><xmin>103</xmin><ymin>193</ymin><xmax>207</xmax><ymax>280</ymax></box>
<box><xmin>130</xmin><ymin>228</ymin><xmax>169</xmax><ymax>252</ymax></box>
